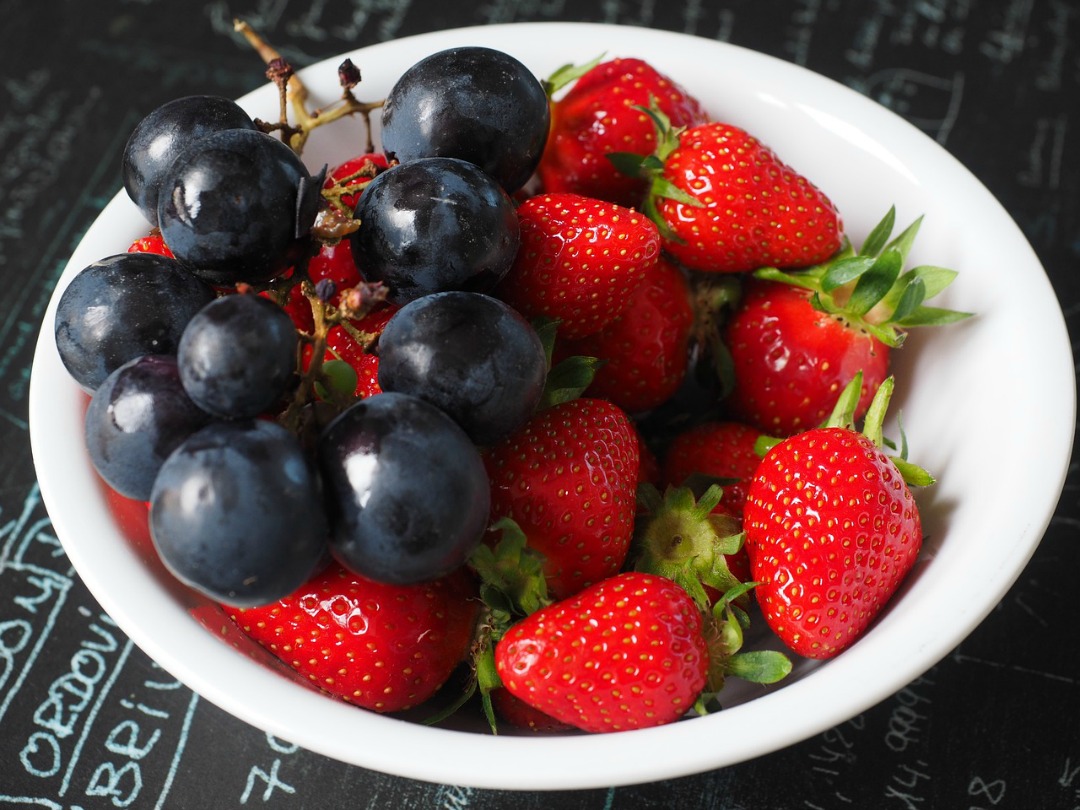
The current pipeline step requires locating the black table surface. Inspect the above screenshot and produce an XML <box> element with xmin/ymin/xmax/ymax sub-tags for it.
<box><xmin>2</xmin><ymin>1</ymin><xmax>1077</xmax><ymax>807</ymax></box>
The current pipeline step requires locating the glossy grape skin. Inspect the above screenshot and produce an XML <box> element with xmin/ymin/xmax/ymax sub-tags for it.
<box><xmin>377</xmin><ymin>291</ymin><xmax>546</xmax><ymax>446</ymax></box>
<box><xmin>349</xmin><ymin>157</ymin><xmax>519</xmax><ymax>304</ymax></box>
<box><xmin>122</xmin><ymin>95</ymin><xmax>257</xmax><ymax>228</ymax></box>
<box><xmin>85</xmin><ymin>355</ymin><xmax>215</xmax><ymax>501</ymax></box>
<box><xmin>149</xmin><ymin>420</ymin><xmax>328</xmax><ymax>607</ymax></box>
<box><xmin>178</xmin><ymin>293</ymin><xmax>298</xmax><ymax>419</ymax></box>
<box><xmin>380</xmin><ymin>47</ymin><xmax>550</xmax><ymax>193</ymax></box>
<box><xmin>158</xmin><ymin>129</ymin><xmax>319</xmax><ymax>285</ymax></box>
<box><xmin>317</xmin><ymin>392</ymin><xmax>491</xmax><ymax>585</ymax></box>
<box><xmin>54</xmin><ymin>252</ymin><xmax>217</xmax><ymax>391</ymax></box>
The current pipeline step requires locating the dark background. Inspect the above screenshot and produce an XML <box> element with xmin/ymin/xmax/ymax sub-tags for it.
<box><xmin>1</xmin><ymin>1</ymin><xmax>1077</xmax><ymax>807</ymax></box>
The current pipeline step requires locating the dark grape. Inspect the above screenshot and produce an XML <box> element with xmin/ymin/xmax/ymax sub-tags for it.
<box><xmin>54</xmin><ymin>252</ymin><xmax>217</xmax><ymax>391</ymax></box>
<box><xmin>85</xmin><ymin>355</ymin><xmax>215</xmax><ymax>501</ymax></box>
<box><xmin>122</xmin><ymin>95</ymin><xmax>258</xmax><ymax>227</ymax></box>
<box><xmin>377</xmin><ymin>291</ymin><xmax>546</xmax><ymax>446</ymax></box>
<box><xmin>149</xmin><ymin>419</ymin><xmax>328</xmax><ymax>607</ymax></box>
<box><xmin>349</xmin><ymin>157</ymin><xmax>519</xmax><ymax>304</ymax></box>
<box><xmin>177</xmin><ymin>293</ymin><xmax>298</xmax><ymax>419</ymax></box>
<box><xmin>317</xmin><ymin>392</ymin><xmax>490</xmax><ymax>585</ymax></box>
<box><xmin>157</xmin><ymin>129</ymin><xmax>321</xmax><ymax>285</ymax></box>
<box><xmin>380</xmin><ymin>47</ymin><xmax>549</xmax><ymax>193</ymax></box>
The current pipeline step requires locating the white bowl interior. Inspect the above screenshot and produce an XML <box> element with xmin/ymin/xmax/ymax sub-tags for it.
<box><xmin>28</xmin><ymin>22</ymin><xmax>1075</xmax><ymax>790</ymax></box>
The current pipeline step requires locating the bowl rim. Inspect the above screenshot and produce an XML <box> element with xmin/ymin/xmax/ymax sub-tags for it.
<box><xmin>29</xmin><ymin>21</ymin><xmax>1076</xmax><ymax>791</ymax></box>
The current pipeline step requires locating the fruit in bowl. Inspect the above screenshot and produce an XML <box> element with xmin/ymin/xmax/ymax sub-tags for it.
<box><xmin>29</xmin><ymin>22</ymin><xmax>1073</xmax><ymax>791</ymax></box>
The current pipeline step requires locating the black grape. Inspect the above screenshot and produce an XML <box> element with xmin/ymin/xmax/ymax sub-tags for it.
<box><xmin>377</xmin><ymin>291</ymin><xmax>546</xmax><ymax>446</ymax></box>
<box><xmin>380</xmin><ymin>47</ymin><xmax>549</xmax><ymax>193</ymax></box>
<box><xmin>157</xmin><ymin>129</ymin><xmax>321</xmax><ymax>285</ymax></box>
<box><xmin>54</xmin><ymin>252</ymin><xmax>216</xmax><ymax>391</ymax></box>
<box><xmin>85</xmin><ymin>355</ymin><xmax>215</xmax><ymax>501</ymax></box>
<box><xmin>122</xmin><ymin>95</ymin><xmax>258</xmax><ymax>227</ymax></box>
<box><xmin>317</xmin><ymin>392</ymin><xmax>490</xmax><ymax>585</ymax></box>
<box><xmin>149</xmin><ymin>419</ymin><xmax>328</xmax><ymax>607</ymax></box>
<box><xmin>177</xmin><ymin>293</ymin><xmax>298</xmax><ymax>419</ymax></box>
<box><xmin>349</xmin><ymin>157</ymin><xmax>519</xmax><ymax>304</ymax></box>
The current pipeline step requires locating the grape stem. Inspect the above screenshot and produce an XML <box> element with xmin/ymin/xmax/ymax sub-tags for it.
<box><xmin>233</xmin><ymin>18</ymin><xmax>384</xmax><ymax>154</ymax></box>
<box><xmin>278</xmin><ymin>278</ymin><xmax>389</xmax><ymax>432</ymax></box>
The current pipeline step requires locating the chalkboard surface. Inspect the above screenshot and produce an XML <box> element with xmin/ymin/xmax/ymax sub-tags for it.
<box><xmin>2</xmin><ymin>1</ymin><xmax>1078</xmax><ymax>807</ymax></box>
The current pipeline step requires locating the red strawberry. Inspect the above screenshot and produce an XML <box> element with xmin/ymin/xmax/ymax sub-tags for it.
<box><xmin>494</xmin><ymin>193</ymin><xmax>660</xmax><ymax>339</ymax></box>
<box><xmin>742</xmin><ymin>375</ymin><xmax>931</xmax><ymax>659</ymax></box>
<box><xmin>538</xmin><ymin>57</ymin><xmax>708</xmax><ymax>208</ymax></box>
<box><xmin>632</xmin><ymin>116</ymin><xmax>843</xmax><ymax>274</ymax></box>
<box><xmin>634</xmin><ymin>423</ymin><xmax>662</xmax><ymax>490</ymax></box>
<box><xmin>653</xmin><ymin>420</ymin><xmax>765</xmax><ymax>585</ymax></box>
<box><xmin>724</xmin><ymin>208</ymin><xmax>971</xmax><ymax>435</ymax></box>
<box><xmin>301</xmin><ymin>303</ymin><xmax>399</xmax><ymax>399</ymax></box>
<box><xmin>558</xmin><ymin>255</ymin><xmax>693</xmax><ymax>414</ymax></box>
<box><xmin>324</xmin><ymin>152</ymin><xmax>390</xmax><ymax>212</ymax></box>
<box><xmin>226</xmin><ymin>562</ymin><xmax>479</xmax><ymax>713</ymax></box>
<box><xmin>308</xmin><ymin>238</ymin><xmax>363</xmax><ymax>301</ymax></box>
<box><xmin>128</xmin><ymin>232</ymin><xmax>173</xmax><ymax>257</ymax></box>
<box><xmin>490</xmin><ymin>687</ymin><xmax>572</xmax><ymax>733</ymax></box>
<box><xmin>484</xmin><ymin>397</ymin><xmax>640</xmax><ymax>600</ymax></box>
<box><xmin>724</xmin><ymin>279</ymin><xmax>888</xmax><ymax>436</ymax></box>
<box><xmin>281</xmin><ymin>239</ymin><xmax>367</xmax><ymax>334</ymax></box>
<box><xmin>494</xmin><ymin>571</ymin><xmax>709</xmax><ymax>733</ymax></box>
<box><xmin>662</xmin><ymin>420</ymin><xmax>763</xmax><ymax>520</ymax></box>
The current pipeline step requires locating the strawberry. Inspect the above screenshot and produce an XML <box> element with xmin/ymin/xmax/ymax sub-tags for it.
<box><xmin>634</xmin><ymin>422</ymin><xmax>662</xmax><ymax>489</ymax></box>
<box><xmin>557</xmin><ymin>255</ymin><xmax>693</xmax><ymax>414</ymax></box>
<box><xmin>226</xmin><ymin>562</ymin><xmax>479</xmax><ymax>713</ymax></box>
<box><xmin>621</xmin><ymin>111</ymin><xmax>843</xmax><ymax>274</ymax></box>
<box><xmin>483</xmin><ymin>397</ymin><xmax>640</xmax><ymax>601</ymax></box>
<box><xmin>494</xmin><ymin>571</ymin><xmax>709</xmax><ymax>733</ymax></box>
<box><xmin>494</xmin><ymin>193</ymin><xmax>660</xmax><ymax>339</ymax></box>
<box><xmin>538</xmin><ymin>57</ymin><xmax>708</xmax><ymax>208</ymax></box>
<box><xmin>724</xmin><ymin>278</ymin><xmax>887</xmax><ymax>436</ymax></box>
<box><xmin>632</xmin><ymin>480</ymin><xmax>746</xmax><ymax>609</ymax></box>
<box><xmin>301</xmin><ymin>303</ymin><xmax>399</xmax><ymax>400</ymax></box>
<box><xmin>281</xmin><ymin>239</ymin><xmax>366</xmax><ymax>333</ymax></box>
<box><xmin>724</xmin><ymin>208</ymin><xmax>972</xmax><ymax>435</ymax></box>
<box><xmin>128</xmin><ymin>232</ymin><xmax>173</xmax><ymax>257</ymax></box>
<box><xmin>742</xmin><ymin>374</ymin><xmax>932</xmax><ymax>659</ymax></box>
<box><xmin>662</xmin><ymin>420</ymin><xmax>763</xmax><ymax>520</ymax></box>
<box><xmin>653</xmin><ymin>419</ymin><xmax>766</xmax><ymax>584</ymax></box>
<box><xmin>490</xmin><ymin>687</ymin><xmax>572</xmax><ymax>733</ymax></box>
<box><xmin>324</xmin><ymin>152</ymin><xmax>390</xmax><ymax>212</ymax></box>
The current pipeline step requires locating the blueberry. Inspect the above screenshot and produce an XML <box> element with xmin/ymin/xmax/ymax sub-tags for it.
<box><xmin>349</xmin><ymin>157</ymin><xmax>519</xmax><ymax>304</ymax></box>
<box><xmin>177</xmin><ymin>293</ymin><xmax>298</xmax><ymax>419</ymax></box>
<box><xmin>377</xmin><ymin>291</ymin><xmax>546</xmax><ymax>446</ymax></box>
<box><xmin>122</xmin><ymin>95</ymin><xmax>258</xmax><ymax>228</ymax></box>
<box><xmin>317</xmin><ymin>392</ymin><xmax>490</xmax><ymax>584</ymax></box>
<box><xmin>85</xmin><ymin>355</ymin><xmax>215</xmax><ymax>501</ymax></box>
<box><xmin>380</xmin><ymin>46</ymin><xmax>549</xmax><ymax>193</ymax></box>
<box><xmin>149</xmin><ymin>419</ymin><xmax>328</xmax><ymax>607</ymax></box>
<box><xmin>54</xmin><ymin>252</ymin><xmax>217</xmax><ymax>391</ymax></box>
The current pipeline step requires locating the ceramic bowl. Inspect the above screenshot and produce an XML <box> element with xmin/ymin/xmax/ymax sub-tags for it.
<box><xmin>29</xmin><ymin>22</ymin><xmax>1075</xmax><ymax>790</ymax></box>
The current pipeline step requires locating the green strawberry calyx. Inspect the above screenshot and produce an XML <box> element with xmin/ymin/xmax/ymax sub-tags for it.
<box><xmin>756</xmin><ymin>372</ymin><xmax>935</xmax><ymax>488</ymax></box>
<box><xmin>632</xmin><ymin>482</ymin><xmax>793</xmax><ymax>699</ymax></box>
<box><xmin>697</xmin><ymin>585</ymin><xmax>793</xmax><ymax>709</ymax></box>
<box><xmin>532</xmin><ymin>317</ymin><xmax>603</xmax><ymax>409</ymax></box>
<box><xmin>607</xmin><ymin>101</ymin><xmax>702</xmax><ymax>243</ymax></box>
<box><xmin>633</xmin><ymin>482</ymin><xmax>744</xmax><ymax>610</ymax></box>
<box><xmin>541</xmin><ymin>54</ymin><xmax>605</xmax><ymax>97</ymax></box>
<box><xmin>754</xmin><ymin>206</ymin><xmax>973</xmax><ymax>349</ymax></box>
<box><xmin>434</xmin><ymin>518</ymin><xmax>554</xmax><ymax>734</ymax></box>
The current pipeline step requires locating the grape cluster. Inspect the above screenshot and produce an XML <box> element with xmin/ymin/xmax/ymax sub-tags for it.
<box><xmin>55</xmin><ymin>48</ymin><xmax>552</xmax><ymax>607</ymax></box>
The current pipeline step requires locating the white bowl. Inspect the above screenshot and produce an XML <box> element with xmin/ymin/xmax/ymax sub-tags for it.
<box><xmin>29</xmin><ymin>22</ymin><xmax>1075</xmax><ymax>790</ymax></box>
